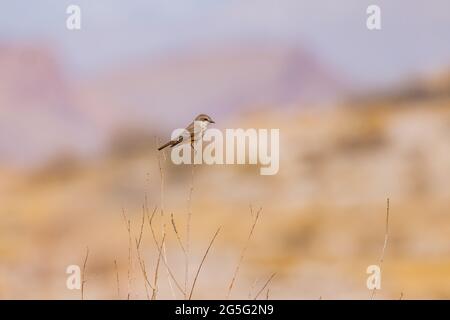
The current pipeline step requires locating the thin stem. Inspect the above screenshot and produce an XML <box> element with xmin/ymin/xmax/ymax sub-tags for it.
<box><xmin>185</xmin><ymin>163</ymin><xmax>195</xmax><ymax>298</ymax></box>
<box><xmin>189</xmin><ymin>227</ymin><xmax>221</xmax><ymax>300</ymax></box>
<box><xmin>114</xmin><ymin>259</ymin><xmax>120</xmax><ymax>299</ymax></box>
<box><xmin>122</xmin><ymin>209</ymin><xmax>133</xmax><ymax>300</ymax></box>
<box><xmin>253</xmin><ymin>273</ymin><xmax>276</xmax><ymax>300</ymax></box>
<box><xmin>227</xmin><ymin>207</ymin><xmax>262</xmax><ymax>299</ymax></box>
<box><xmin>157</xmin><ymin>149</ymin><xmax>176</xmax><ymax>298</ymax></box>
<box><xmin>81</xmin><ymin>247</ymin><xmax>89</xmax><ymax>300</ymax></box>
<box><xmin>371</xmin><ymin>198</ymin><xmax>390</xmax><ymax>300</ymax></box>
<box><xmin>146</xmin><ymin>205</ymin><xmax>186</xmax><ymax>297</ymax></box>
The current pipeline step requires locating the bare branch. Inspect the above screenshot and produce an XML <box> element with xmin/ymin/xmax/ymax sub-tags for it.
<box><xmin>185</xmin><ymin>163</ymin><xmax>195</xmax><ymax>298</ymax></box>
<box><xmin>371</xmin><ymin>198</ymin><xmax>390</xmax><ymax>300</ymax></box>
<box><xmin>135</xmin><ymin>237</ymin><xmax>154</xmax><ymax>299</ymax></box>
<box><xmin>253</xmin><ymin>273</ymin><xmax>276</xmax><ymax>300</ymax></box>
<box><xmin>114</xmin><ymin>259</ymin><xmax>120</xmax><ymax>299</ymax></box>
<box><xmin>81</xmin><ymin>246</ymin><xmax>89</xmax><ymax>300</ymax></box>
<box><xmin>227</xmin><ymin>207</ymin><xmax>262</xmax><ymax>299</ymax></box>
<box><xmin>380</xmin><ymin>198</ymin><xmax>390</xmax><ymax>264</ymax></box>
<box><xmin>136</xmin><ymin>206</ymin><xmax>146</xmax><ymax>249</ymax></box>
<box><xmin>189</xmin><ymin>227</ymin><xmax>221</xmax><ymax>300</ymax></box>
<box><xmin>151</xmin><ymin>233</ymin><xmax>164</xmax><ymax>300</ymax></box>
<box><xmin>146</xmin><ymin>205</ymin><xmax>186</xmax><ymax>297</ymax></box>
<box><xmin>156</xmin><ymin>148</ymin><xmax>176</xmax><ymax>299</ymax></box>
<box><xmin>122</xmin><ymin>209</ymin><xmax>132</xmax><ymax>300</ymax></box>
<box><xmin>171</xmin><ymin>213</ymin><xmax>187</xmax><ymax>255</ymax></box>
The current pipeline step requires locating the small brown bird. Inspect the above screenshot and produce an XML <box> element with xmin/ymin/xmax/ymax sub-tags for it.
<box><xmin>158</xmin><ymin>114</ymin><xmax>215</xmax><ymax>151</ymax></box>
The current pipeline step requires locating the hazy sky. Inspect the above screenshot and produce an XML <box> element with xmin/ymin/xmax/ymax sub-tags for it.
<box><xmin>1</xmin><ymin>0</ymin><xmax>449</xmax><ymax>87</ymax></box>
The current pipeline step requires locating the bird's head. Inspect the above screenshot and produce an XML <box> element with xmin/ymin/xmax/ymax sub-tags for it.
<box><xmin>195</xmin><ymin>114</ymin><xmax>215</xmax><ymax>124</ymax></box>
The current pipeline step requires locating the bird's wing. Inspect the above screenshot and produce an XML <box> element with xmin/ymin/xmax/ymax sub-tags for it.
<box><xmin>185</xmin><ymin>121</ymin><xmax>195</xmax><ymax>135</ymax></box>
<box><xmin>171</xmin><ymin>123</ymin><xmax>194</xmax><ymax>144</ymax></box>
<box><xmin>186</xmin><ymin>121</ymin><xmax>205</xmax><ymax>139</ymax></box>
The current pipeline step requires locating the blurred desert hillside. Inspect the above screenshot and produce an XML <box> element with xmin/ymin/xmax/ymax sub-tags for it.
<box><xmin>0</xmin><ymin>43</ymin><xmax>342</xmax><ymax>166</ymax></box>
<box><xmin>0</xmin><ymin>66</ymin><xmax>449</xmax><ymax>299</ymax></box>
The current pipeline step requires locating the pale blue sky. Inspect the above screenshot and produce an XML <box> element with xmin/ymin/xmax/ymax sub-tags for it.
<box><xmin>0</xmin><ymin>0</ymin><xmax>449</xmax><ymax>87</ymax></box>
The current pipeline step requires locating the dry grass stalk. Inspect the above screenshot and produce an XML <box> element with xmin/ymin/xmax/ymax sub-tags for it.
<box><xmin>81</xmin><ymin>246</ymin><xmax>89</xmax><ymax>300</ymax></box>
<box><xmin>188</xmin><ymin>227</ymin><xmax>221</xmax><ymax>300</ymax></box>
<box><xmin>134</xmin><ymin>209</ymin><xmax>154</xmax><ymax>299</ymax></box>
<box><xmin>371</xmin><ymin>198</ymin><xmax>390</xmax><ymax>300</ymax></box>
<box><xmin>247</xmin><ymin>277</ymin><xmax>260</xmax><ymax>299</ymax></box>
<box><xmin>227</xmin><ymin>206</ymin><xmax>262</xmax><ymax>299</ymax></box>
<box><xmin>171</xmin><ymin>211</ymin><xmax>188</xmax><ymax>298</ymax></box>
<box><xmin>380</xmin><ymin>198</ymin><xmax>390</xmax><ymax>264</ymax></box>
<box><xmin>157</xmin><ymin>149</ymin><xmax>176</xmax><ymax>298</ymax></box>
<box><xmin>114</xmin><ymin>259</ymin><xmax>120</xmax><ymax>299</ymax></box>
<box><xmin>143</xmin><ymin>199</ymin><xmax>162</xmax><ymax>300</ymax></box>
<box><xmin>185</xmin><ymin>163</ymin><xmax>195</xmax><ymax>298</ymax></box>
<box><xmin>146</xmin><ymin>204</ymin><xmax>186</xmax><ymax>297</ymax></box>
<box><xmin>136</xmin><ymin>206</ymin><xmax>146</xmax><ymax>249</ymax></box>
<box><xmin>253</xmin><ymin>273</ymin><xmax>276</xmax><ymax>300</ymax></box>
<box><xmin>135</xmin><ymin>238</ymin><xmax>152</xmax><ymax>299</ymax></box>
<box><xmin>152</xmin><ymin>231</ymin><xmax>185</xmax><ymax>296</ymax></box>
<box><xmin>171</xmin><ymin>213</ymin><xmax>187</xmax><ymax>254</ymax></box>
<box><xmin>152</xmin><ymin>233</ymin><xmax>164</xmax><ymax>300</ymax></box>
<box><xmin>122</xmin><ymin>209</ymin><xmax>133</xmax><ymax>300</ymax></box>
<box><xmin>156</xmin><ymin>138</ymin><xmax>166</xmax><ymax>210</ymax></box>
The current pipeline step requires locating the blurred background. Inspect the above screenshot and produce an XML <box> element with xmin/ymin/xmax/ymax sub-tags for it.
<box><xmin>0</xmin><ymin>0</ymin><xmax>449</xmax><ymax>299</ymax></box>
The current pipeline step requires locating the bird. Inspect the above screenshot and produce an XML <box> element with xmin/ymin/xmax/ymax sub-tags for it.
<box><xmin>158</xmin><ymin>114</ymin><xmax>215</xmax><ymax>151</ymax></box>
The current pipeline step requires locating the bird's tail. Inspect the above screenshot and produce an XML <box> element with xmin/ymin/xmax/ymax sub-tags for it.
<box><xmin>158</xmin><ymin>138</ymin><xmax>182</xmax><ymax>151</ymax></box>
<box><xmin>158</xmin><ymin>141</ymin><xmax>173</xmax><ymax>151</ymax></box>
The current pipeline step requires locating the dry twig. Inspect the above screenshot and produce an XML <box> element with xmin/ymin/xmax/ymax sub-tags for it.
<box><xmin>371</xmin><ymin>198</ymin><xmax>390</xmax><ymax>300</ymax></box>
<box><xmin>157</xmin><ymin>150</ymin><xmax>177</xmax><ymax>298</ymax></box>
<box><xmin>135</xmin><ymin>238</ymin><xmax>152</xmax><ymax>299</ymax></box>
<box><xmin>185</xmin><ymin>164</ymin><xmax>195</xmax><ymax>297</ymax></box>
<box><xmin>253</xmin><ymin>273</ymin><xmax>276</xmax><ymax>300</ymax></box>
<box><xmin>122</xmin><ymin>209</ymin><xmax>133</xmax><ymax>299</ymax></box>
<box><xmin>114</xmin><ymin>259</ymin><xmax>120</xmax><ymax>299</ymax></box>
<box><xmin>188</xmin><ymin>227</ymin><xmax>221</xmax><ymax>300</ymax></box>
<box><xmin>81</xmin><ymin>246</ymin><xmax>89</xmax><ymax>300</ymax></box>
<box><xmin>227</xmin><ymin>206</ymin><xmax>262</xmax><ymax>299</ymax></box>
<box><xmin>136</xmin><ymin>206</ymin><xmax>146</xmax><ymax>249</ymax></box>
<box><xmin>146</xmin><ymin>205</ymin><xmax>186</xmax><ymax>297</ymax></box>
<box><xmin>152</xmin><ymin>233</ymin><xmax>164</xmax><ymax>300</ymax></box>
<box><xmin>171</xmin><ymin>213</ymin><xmax>187</xmax><ymax>254</ymax></box>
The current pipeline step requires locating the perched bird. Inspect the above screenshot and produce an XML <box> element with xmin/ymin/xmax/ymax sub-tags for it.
<box><xmin>158</xmin><ymin>114</ymin><xmax>215</xmax><ymax>151</ymax></box>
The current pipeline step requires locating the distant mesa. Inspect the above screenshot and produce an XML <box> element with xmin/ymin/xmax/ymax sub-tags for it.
<box><xmin>0</xmin><ymin>43</ymin><xmax>97</xmax><ymax>166</ymax></box>
<box><xmin>78</xmin><ymin>44</ymin><xmax>344</xmax><ymax>128</ymax></box>
<box><xmin>0</xmin><ymin>42</ymin><xmax>343</xmax><ymax>166</ymax></box>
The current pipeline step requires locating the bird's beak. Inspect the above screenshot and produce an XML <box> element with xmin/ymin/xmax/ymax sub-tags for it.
<box><xmin>209</xmin><ymin>119</ymin><xmax>215</xmax><ymax>124</ymax></box>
